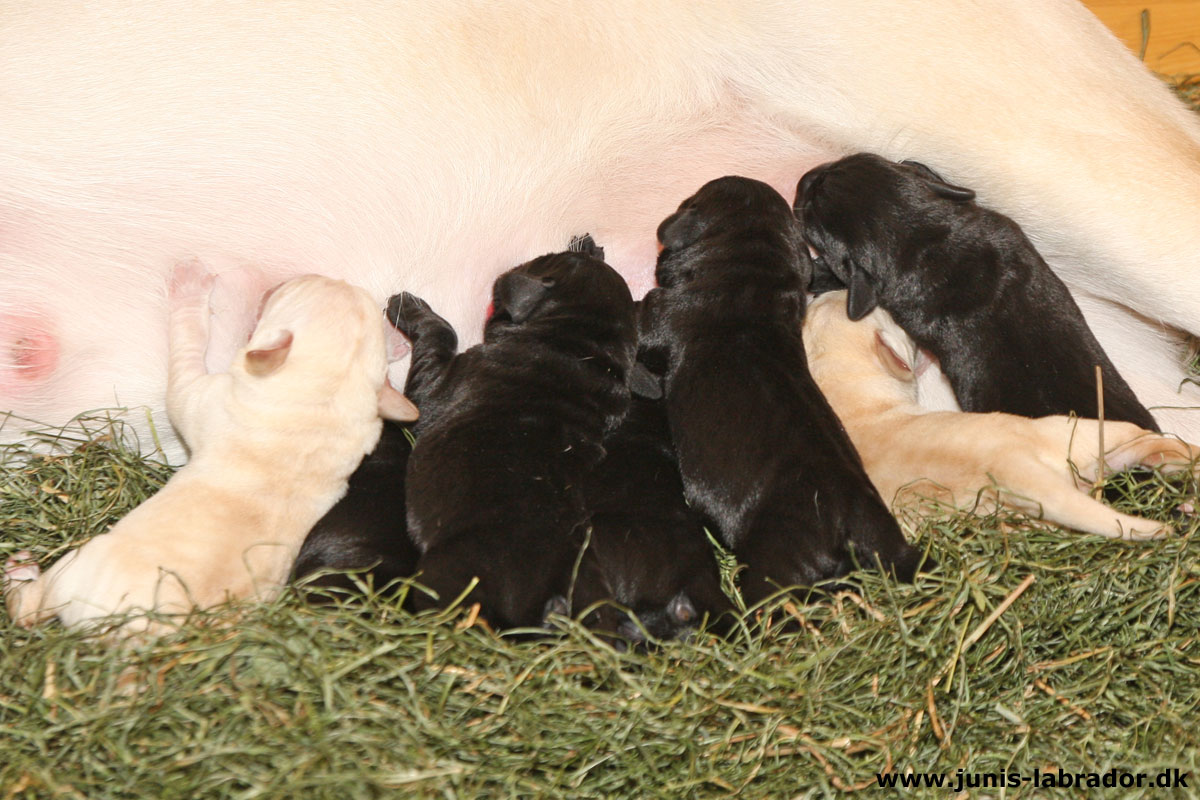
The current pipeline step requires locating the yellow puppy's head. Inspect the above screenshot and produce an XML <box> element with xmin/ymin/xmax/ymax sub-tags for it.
<box><xmin>238</xmin><ymin>275</ymin><xmax>418</xmax><ymax>422</ymax></box>
<box><xmin>806</xmin><ymin>290</ymin><xmax>918</xmax><ymax>383</ymax></box>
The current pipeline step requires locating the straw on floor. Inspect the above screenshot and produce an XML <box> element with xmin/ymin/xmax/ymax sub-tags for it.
<box><xmin>2</xmin><ymin>76</ymin><xmax>1199</xmax><ymax>800</ymax></box>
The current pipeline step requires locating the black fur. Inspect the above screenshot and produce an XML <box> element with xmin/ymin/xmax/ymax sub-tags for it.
<box><xmin>795</xmin><ymin>152</ymin><xmax>1158</xmax><ymax>430</ymax></box>
<box><xmin>388</xmin><ymin>249</ymin><xmax>640</xmax><ymax>630</ymax></box>
<box><xmin>575</xmin><ymin>388</ymin><xmax>735</xmax><ymax>642</ymax></box>
<box><xmin>288</xmin><ymin>235</ymin><xmax>619</xmax><ymax>608</ymax></box>
<box><xmin>290</xmin><ymin>421</ymin><xmax>419</xmax><ymax>600</ymax></box>
<box><xmin>641</xmin><ymin>175</ymin><xmax>924</xmax><ymax>605</ymax></box>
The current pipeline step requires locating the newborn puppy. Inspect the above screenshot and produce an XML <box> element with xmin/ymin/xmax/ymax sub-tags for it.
<box><xmin>574</xmin><ymin>387</ymin><xmax>735</xmax><ymax>642</ymax></box>
<box><xmin>804</xmin><ymin>291</ymin><xmax>1198</xmax><ymax>539</ymax></box>
<box><xmin>640</xmin><ymin>176</ymin><xmax>924</xmax><ymax>605</ymax></box>
<box><xmin>795</xmin><ymin>153</ymin><xmax>1158</xmax><ymax>430</ymax></box>
<box><xmin>388</xmin><ymin>246</ymin><xmax>641</xmax><ymax>630</ymax></box>
<box><xmin>4</xmin><ymin>263</ymin><xmax>418</xmax><ymax>633</ymax></box>
<box><xmin>289</xmin><ymin>236</ymin><xmax>608</xmax><ymax>607</ymax></box>
<box><xmin>289</xmin><ymin>421</ymin><xmax>419</xmax><ymax>600</ymax></box>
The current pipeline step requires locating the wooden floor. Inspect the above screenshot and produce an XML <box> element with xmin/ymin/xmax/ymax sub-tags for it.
<box><xmin>1084</xmin><ymin>0</ymin><xmax>1200</xmax><ymax>74</ymax></box>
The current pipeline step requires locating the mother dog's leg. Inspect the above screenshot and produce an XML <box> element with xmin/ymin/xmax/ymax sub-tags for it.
<box><xmin>727</xmin><ymin>0</ymin><xmax>1200</xmax><ymax>329</ymax></box>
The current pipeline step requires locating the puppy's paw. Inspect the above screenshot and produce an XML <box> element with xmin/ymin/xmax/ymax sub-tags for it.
<box><xmin>541</xmin><ymin>594</ymin><xmax>570</xmax><ymax>627</ymax></box>
<box><xmin>4</xmin><ymin>551</ymin><xmax>40</xmax><ymax>587</ymax></box>
<box><xmin>616</xmin><ymin>617</ymin><xmax>649</xmax><ymax>644</ymax></box>
<box><xmin>169</xmin><ymin>258</ymin><xmax>216</xmax><ymax>304</ymax></box>
<box><xmin>385</xmin><ymin>292</ymin><xmax>433</xmax><ymax>337</ymax></box>
<box><xmin>1121</xmin><ymin>519</ymin><xmax>1173</xmax><ymax>540</ymax></box>
<box><xmin>666</xmin><ymin>592</ymin><xmax>697</xmax><ymax>624</ymax></box>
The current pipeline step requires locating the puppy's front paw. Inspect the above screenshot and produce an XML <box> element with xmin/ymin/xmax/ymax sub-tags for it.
<box><xmin>4</xmin><ymin>551</ymin><xmax>40</xmax><ymax>587</ymax></box>
<box><xmin>169</xmin><ymin>259</ymin><xmax>216</xmax><ymax>304</ymax></box>
<box><xmin>386</xmin><ymin>292</ymin><xmax>433</xmax><ymax>337</ymax></box>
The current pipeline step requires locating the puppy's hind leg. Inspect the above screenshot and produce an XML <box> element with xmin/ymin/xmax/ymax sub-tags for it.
<box><xmin>1014</xmin><ymin>419</ymin><xmax>1191</xmax><ymax>538</ymax></box>
<box><xmin>385</xmin><ymin>292</ymin><xmax>458</xmax><ymax>406</ymax></box>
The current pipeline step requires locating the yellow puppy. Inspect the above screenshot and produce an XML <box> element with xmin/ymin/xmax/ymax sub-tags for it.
<box><xmin>3</xmin><ymin>261</ymin><xmax>417</xmax><ymax>633</ymax></box>
<box><xmin>804</xmin><ymin>291</ymin><xmax>1197</xmax><ymax>539</ymax></box>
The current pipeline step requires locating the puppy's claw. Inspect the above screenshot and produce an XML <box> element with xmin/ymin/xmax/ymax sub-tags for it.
<box><xmin>1121</xmin><ymin>522</ymin><xmax>1173</xmax><ymax>541</ymax></box>
<box><xmin>541</xmin><ymin>594</ymin><xmax>570</xmax><ymax>625</ymax></box>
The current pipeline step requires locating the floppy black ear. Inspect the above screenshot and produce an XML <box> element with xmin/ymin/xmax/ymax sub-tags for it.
<box><xmin>900</xmin><ymin>159</ymin><xmax>976</xmax><ymax>202</ymax></box>
<box><xmin>845</xmin><ymin>266</ymin><xmax>878</xmax><ymax>321</ymax></box>
<box><xmin>657</xmin><ymin>208</ymin><xmax>701</xmax><ymax>251</ymax></box>
<box><xmin>628</xmin><ymin>362</ymin><xmax>664</xmax><ymax>400</ymax></box>
<box><xmin>502</xmin><ymin>272</ymin><xmax>550</xmax><ymax>323</ymax></box>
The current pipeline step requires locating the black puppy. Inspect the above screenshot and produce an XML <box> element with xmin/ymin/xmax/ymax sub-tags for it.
<box><xmin>640</xmin><ymin>175</ymin><xmax>924</xmax><ymax>605</ymax></box>
<box><xmin>388</xmin><ymin>245</ymin><xmax>644</xmax><ymax>630</ymax></box>
<box><xmin>290</xmin><ymin>235</ymin><xmax>611</xmax><ymax>606</ymax></box>
<box><xmin>795</xmin><ymin>152</ymin><xmax>1158</xmax><ymax>430</ymax></box>
<box><xmin>290</xmin><ymin>421</ymin><xmax>419</xmax><ymax>600</ymax></box>
<box><xmin>571</xmin><ymin>385</ymin><xmax>735</xmax><ymax>643</ymax></box>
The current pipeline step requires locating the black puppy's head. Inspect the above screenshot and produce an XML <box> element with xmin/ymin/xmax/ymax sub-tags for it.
<box><xmin>655</xmin><ymin>176</ymin><xmax>811</xmax><ymax>289</ymax></box>
<box><xmin>794</xmin><ymin>153</ymin><xmax>976</xmax><ymax>320</ymax></box>
<box><xmin>486</xmin><ymin>248</ymin><xmax>634</xmax><ymax>333</ymax></box>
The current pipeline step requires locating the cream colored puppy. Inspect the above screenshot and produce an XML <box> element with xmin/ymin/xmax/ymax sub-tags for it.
<box><xmin>3</xmin><ymin>261</ymin><xmax>418</xmax><ymax>633</ymax></box>
<box><xmin>804</xmin><ymin>291</ymin><xmax>1198</xmax><ymax>540</ymax></box>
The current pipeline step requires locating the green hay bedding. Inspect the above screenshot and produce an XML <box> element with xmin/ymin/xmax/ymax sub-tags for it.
<box><xmin>3</xmin><ymin>80</ymin><xmax>1200</xmax><ymax>800</ymax></box>
<box><xmin>3</xmin><ymin>417</ymin><xmax>1199</xmax><ymax>799</ymax></box>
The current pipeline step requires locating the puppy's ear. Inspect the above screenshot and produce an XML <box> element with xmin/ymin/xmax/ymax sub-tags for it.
<box><xmin>901</xmin><ymin>159</ymin><xmax>975</xmax><ymax>202</ymax></box>
<box><xmin>378</xmin><ymin>378</ymin><xmax>419</xmax><ymax>421</ymax></box>
<box><xmin>657</xmin><ymin>208</ymin><xmax>700</xmax><ymax>252</ymax></box>
<box><xmin>845</xmin><ymin>268</ymin><xmax>878</xmax><ymax>321</ymax></box>
<box><xmin>629</xmin><ymin>362</ymin><xmax>663</xmax><ymax>400</ymax></box>
<box><xmin>873</xmin><ymin>330</ymin><xmax>915</xmax><ymax>381</ymax></box>
<box><xmin>245</xmin><ymin>330</ymin><xmax>294</xmax><ymax>377</ymax></box>
<box><xmin>502</xmin><ymin>273</ymin><xmax>551</xmax><ymax>324</ymax></box>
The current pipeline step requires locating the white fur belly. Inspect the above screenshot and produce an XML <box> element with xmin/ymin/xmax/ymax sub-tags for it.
<box><xmin>0</xmin><ymin>3</ymin><xmax>833</xmax><ymax>461</ymax></box>
<box><xmin>4</xmin><ymin>0</ymin><xmax>1200</xmax><ymax>460</ymax></box>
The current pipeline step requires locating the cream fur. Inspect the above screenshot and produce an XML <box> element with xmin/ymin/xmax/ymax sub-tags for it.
<box><xmin>3</xmin><ymin>264</ymin><xmax>416</xmax><ymax>633</ymax></box>
<box><xmin>804</xmin><ymin>291</ymin><xmax>1200</xmax><ymax>540</ymax></box>
<box><xmin>1</xmin><ymin>0</ymin><xmax>1199</xmax><ymax>459</ymax></box>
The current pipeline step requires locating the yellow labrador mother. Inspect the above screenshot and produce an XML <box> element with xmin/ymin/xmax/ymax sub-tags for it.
<box><xmin>2</xmin><ymin>0</ymin><xmax>1199</xmax><ymax>459</ymax></box>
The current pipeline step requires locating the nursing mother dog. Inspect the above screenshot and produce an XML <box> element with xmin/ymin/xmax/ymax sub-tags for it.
<box><xmin>3</xmin><ymin>0</ymin><xmax>1200</xmax><ymax>457</ymax></box>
